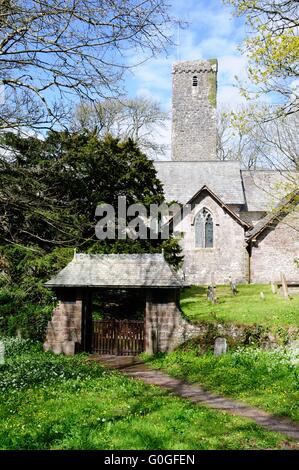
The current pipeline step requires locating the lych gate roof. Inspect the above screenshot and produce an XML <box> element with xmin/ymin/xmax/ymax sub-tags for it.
<box><xmin>154</xmin><ymin>161</ymin><xmax>245</xmax><ymax>205</ymax></box>
<box><xmin>45</xmin><ymin>253</ymin><xmax>183</xmax><ymax>289</ymax></box>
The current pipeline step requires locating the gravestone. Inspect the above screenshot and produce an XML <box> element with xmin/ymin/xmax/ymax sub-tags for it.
<box><xmin>214</xmin><ymin>337</ymin><xmax>227</xmax><ymax>356</ymax></box>
<box><xmin>260</xmin><ymin>291</ymin><xmax>265</xmax><ymax>300</ymax></box>
<box><xmin>271</xmin><ymin>282</ymin><xmax>277</xmax><ymax>294</ymax></box>
<box><xmin>280</xmin><ymin>272</ymin><xmax>289</xmax><ymax>299</ymax></box>
<box><xmin>207</xmin><ymin>285</ymin><xmax>217</xmax><ymax>304</ymax></box>
<box><xmin>230</xmin><ymin>280</ymin><xmax>238</xmax><ymax>296</ymax></box>
<box><xmin>0</xmin><ymin>341</ymin><xmax>4</xmax><ymax>365</ymax></box>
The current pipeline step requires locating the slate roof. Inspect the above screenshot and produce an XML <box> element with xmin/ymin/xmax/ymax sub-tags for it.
<box><xmin>155</xmin><ymin>161</ymin><xmax>297</xmax><ymax>212</ymax></box>
<box><xmin>154</xmin><ymin>161</ymin><xmax>245</xmax><ymax>205</ymax></box>
<box><xmin>241</xmin><ymin>170</ymin><xmax>297</xmax><ymax>212</ymax></box>
<box><xmin>246</xmin><ymin>190</ymin><xmax>299</xmax><ymax>240</ymax></box>
<box><xmin>45</xmin><ymin>253</ymin><xmax>183</xmax><ymax>289</ymax></box>
<box><xmin>166</xmin><ymin>185</ymin><xmax>251</xmax><ymax>231</ymax></box>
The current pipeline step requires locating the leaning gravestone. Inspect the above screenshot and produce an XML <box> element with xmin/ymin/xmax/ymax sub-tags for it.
<box><xmin>230</xmin><ymin>280</ymin><xmax>238</xmax><ymax>296</ymax></box>
<box><xmin>280</xmin><ymin>272</ymin><xmax>289</xmax><ymax>299</ymax></box>
<box><xmin>214</xmin><ymin>337</ymin><xmax>227</xmax><ymax>356</ymax></box>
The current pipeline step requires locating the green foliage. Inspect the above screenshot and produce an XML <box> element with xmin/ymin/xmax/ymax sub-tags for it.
<box><xmin>0</xmin><ymin>132</ymin><xmax>165</xmax><ymax>249</ymax></box>
<box><xmin>0</xmin><ymin>304</ymin><xmax>53</xmax><ymax>341</ymax></box>
<box><xmin>0</xmin><ymin>336</ymin><xmax>39</xmax><ymax>358</ymax></box>
<box><xmin>145</xmin><ymin>345</ymin><xmax>299</xmax><ymax>422</ymax></box>
<box><xmin>0</xmin><ymin>245</ymin><xmax>73</xmax><ymax>340</ymax></box>
<box><xmin>225</xmin><ymin>0</ymin><xmax>299</xmax><ymax>116</ymax></box>
<box><xmin>0</xmin><ymin>346</ymin><xmax>290</xmax><ymax>450</ymax></box>
<box><xmin>180</xmin><ymin>284</ymin><xmax>299</xmax><ymax>328</ymax></box>
<box><xmin>0</xmin><ymin>350</ymin><xmax>106</xmax><ymax>393</ymax></box>
<box><xmin>161</xmin><ymin>237</ymin><xmax>184</xmax><ymax>270</ymax></box>
<box><xmin>208</xmin><ymin>73</ymin><xmax>217</xmax><ymax>108</ymax></box>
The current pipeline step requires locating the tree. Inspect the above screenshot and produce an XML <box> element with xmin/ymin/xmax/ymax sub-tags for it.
<box><xmin>72</xmin><ymin>97</ymin><xmax>169</xmax><ymax>158</ymax></box>
<box><xmin>217</xmin><ymin>106</ymin><xmax>299</xmax><ymax>172</ymax></box>
<box><xmin>225</xmin><ymin>0</ymin><xmax>299</xmax><ymax>118</ymax></box>
<box><xmin>0</xmin><ymin>132</ymin><xmax>166</xmax><ymax>248</ymax></box>
<box><xmin>0</xmin><ymin>0</ymin><xmax>175</xmax><ymax>131</ymax></box>
<box><xmin>249</xmin><ymin>111</ymin><xmax>299</xmax><ymax>171</ymax></box>
<box><xmin>217</xmin><ymin>107</ymin><xmax>262</xmax><ymax>169</ymax></box>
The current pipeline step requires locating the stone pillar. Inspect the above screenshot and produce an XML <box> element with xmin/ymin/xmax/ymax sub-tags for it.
<box><xmin>145</xmin><ymin>288</ymin><xmax>201</xmax><ymax>354</ymax></box>
<box><xmin>44</xmin><ymin>294</ymin><xmax>83</xmax><ymax>355</ymax></box>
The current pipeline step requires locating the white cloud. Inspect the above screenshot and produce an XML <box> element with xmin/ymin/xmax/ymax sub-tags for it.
<box><xmin>218</xmin><ymin>55</ymin><xmax>248</xmax><ymax>82</ymax></box>
<box><xmin>218</xmin><ymin>85</ymin><xmax>247</xmax><ymax>107</ymax></box>
<box><xmin>155</xmin><ymin>120</ymin><xmax>172</xmax><ymax>160</ymax></box>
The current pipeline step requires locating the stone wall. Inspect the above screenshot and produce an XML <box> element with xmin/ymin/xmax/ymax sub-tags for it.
<box><xmin>171</xmin><ymin>59</ymin><xmax>217</xmax><ymax>162</ymax></box>
<box><xmin>251</xmin><ymin>209</ymin><xmax>299</xmax><ymax>283</ymax></box>
<box><xmin>144</xmin><ymin>289</ymin><xmax>299</xmax><ymax>354</ymax></box>
<box><xmin>44</xmin><ymin>299</ymin><xmax>82</xmax><ymax>355</ymax></box>
<box><xmin>145</xmin><ymin>289</ymin><xmax>202</xmax><ymax>353</ymax></box>
<box><xmin>175</xmin><ymin>192</ymin><xmax>248</xmax><ymax>285</ymax></box>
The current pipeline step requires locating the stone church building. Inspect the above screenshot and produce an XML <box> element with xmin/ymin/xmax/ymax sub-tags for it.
<box><xmin>154</xmin><ymin>59</ymin><xmax>299</xmax><ymax>285</ymax></box>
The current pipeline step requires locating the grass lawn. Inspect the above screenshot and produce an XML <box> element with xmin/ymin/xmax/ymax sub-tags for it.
<box><xmin>0</xmin><ymin>338</ymin><xmax>293</xmax><ymax>450</ymax></box>
<box><xmin>144</xmin><ymin>346</ymin><xmax>299</xmax><ymax>423</ymax></box>
<box><xmin>180</xmin><ymin>284</ymin><xmax>299</xmax><ymax>328</ymax></box>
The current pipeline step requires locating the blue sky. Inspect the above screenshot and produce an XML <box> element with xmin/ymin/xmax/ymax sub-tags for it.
<box><xmin>125</xmin><ymin>0</ymin><xmax>248</xmax><ymax>111</ymax></box>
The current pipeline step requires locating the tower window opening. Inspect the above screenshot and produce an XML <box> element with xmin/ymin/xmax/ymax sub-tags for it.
<box><xmin>192</xmin><ymin>76</ymin><xmax>198</xmax><ymax>87</ymax></box>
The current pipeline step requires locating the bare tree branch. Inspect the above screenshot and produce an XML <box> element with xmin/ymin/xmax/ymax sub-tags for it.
<box><xmin>0</xmin><ymin>0</ymin><xmax>176</xmax><ymax>131</ymax></box>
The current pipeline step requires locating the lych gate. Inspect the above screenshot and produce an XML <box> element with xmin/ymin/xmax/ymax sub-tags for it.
<box><xmin>43</xmin><ymin>253</ymin><xmax>195</xmax><ymax>356</ymax></box>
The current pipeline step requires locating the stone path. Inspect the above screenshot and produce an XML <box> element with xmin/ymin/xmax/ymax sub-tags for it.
<box><xmin>93</xmin><ymin>355</ymin><xmax>299</xmax><ymax>444</ymax></box>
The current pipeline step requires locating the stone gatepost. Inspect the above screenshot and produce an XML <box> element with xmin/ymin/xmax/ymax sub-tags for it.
<box><xmin>145</xmin><ymin>288</ymin><xmax>200</xmax><ymax>354</ymax></box>
<box><xmin>44</xmin><ymin>289</ymin><xmax>83</xmax><ymax>355</ymax></box>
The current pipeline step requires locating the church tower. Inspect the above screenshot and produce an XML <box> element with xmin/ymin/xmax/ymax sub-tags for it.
<box><xmin>171</xmin><ymin>59</ymin><xmax>218</xmax><ymax>161</ymax></box>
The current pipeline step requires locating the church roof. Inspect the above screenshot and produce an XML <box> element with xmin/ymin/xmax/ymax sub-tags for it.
<box><xmin>45</xmin><ymin>253</ymin><xmax>183</xmax><ymax>289</ymax></box>
<box><xmin>241</xmin><ymin>170</ymin><xmax>297</xmax><ymax>212</ymax></box>
<box><xmin>166</xmin><ymin>185</ymin><xmax>251</xmax><ymax>231</ymax></box>
<box><xmin>155</xmin><ymin>161</ymin><xmax>245</xmax><ymax>205</ymax></box>
<box><xmin>246</xmin><ymin>190</ymin><xmax>299</xmax><ymax>240</ymax></box>
<box><xmin>155</xmin><ymin>161</ymin><xmax>296</xmax><ymax>212</ymax></box>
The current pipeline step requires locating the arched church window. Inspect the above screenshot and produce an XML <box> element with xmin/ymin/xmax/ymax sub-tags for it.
<box><xmin>192</xmin><ymin>76</ymin><xmax>198</xmax><ymax>87</ymax></box>
<box><xmin>195</xmin><ymin>208</ymin><xmax>214</xmax><ymax>248</ymax></box>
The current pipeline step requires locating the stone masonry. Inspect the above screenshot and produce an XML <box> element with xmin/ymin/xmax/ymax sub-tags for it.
<box><xmin>175</xmin><ymin>191</ymin><xmax>249</xmax><ymax>285</ymax></box>
<box><xmin>250</xmin><ymin>208</ymin><xmax>299</xmax><ymax>283</ymax></box>
<box><xmin>145</xmin><ymin>289</ymin><xmax>202</xmax><ymax>353</ymax></box>
<box><xmin>171</xmin><ymin>59</ymin><xmax>217</xmax><ymax>161</ymax></box>
<box><xmin>144</xmin><ymin>288</ymin><xmax>299</xmax><ymax>354</ymax></box>
<box><xmin>44</xmin><ymin>299</ymin><xmax>82</xmax><ymax>355</ymax></box>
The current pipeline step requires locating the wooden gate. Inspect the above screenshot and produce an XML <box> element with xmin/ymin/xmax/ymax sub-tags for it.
<box><xmin>92</xmin><ymin>319</ymin><xmax>145</xmax><ymax>356</ymax></box>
